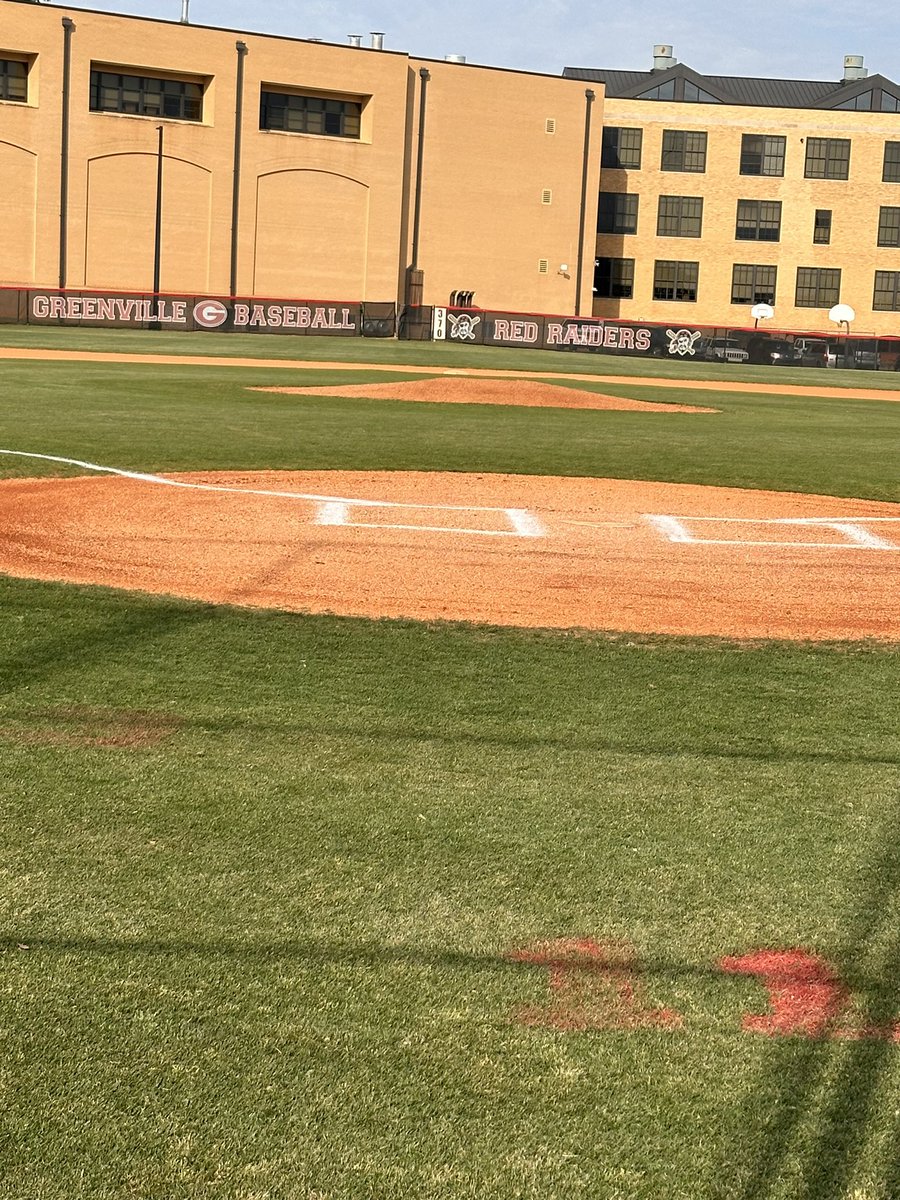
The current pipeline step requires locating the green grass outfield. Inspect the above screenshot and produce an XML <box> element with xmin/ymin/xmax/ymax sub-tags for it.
<box><xmin>1</xmin><ymin>330</ymin><xmax>900</xmax><ymax>1200</ymax></box>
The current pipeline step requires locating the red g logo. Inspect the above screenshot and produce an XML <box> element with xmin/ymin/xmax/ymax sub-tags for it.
<box><xmin>192</xmin><ymin>300</ymin><xmax>229</xmax><ymax>329</ymax></box>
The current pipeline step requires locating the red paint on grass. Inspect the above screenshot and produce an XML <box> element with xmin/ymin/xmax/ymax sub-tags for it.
<box><xmin>720</xmin><ymin>949</ymin><xmax>900</xmax><ymax>1041</ymax></box>
<box><xmin>508</xmin><ymin>937</ymin><xmax>683</xmax><ymax>1033</ymax></box>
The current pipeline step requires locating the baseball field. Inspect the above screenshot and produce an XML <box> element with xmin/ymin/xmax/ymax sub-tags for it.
<box><xmin>1</xmin><ymin>326</ymin><xmax>899</xmax><ymax>1199</ymax></box>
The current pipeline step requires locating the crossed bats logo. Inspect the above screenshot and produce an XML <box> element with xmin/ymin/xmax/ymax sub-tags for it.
<box><xmin>665</xmin><ymin>328</ymin><xmax>702</xmax><ymax>357</ymax></box>
<box><xmin>447</xmin><ymin>312</ymin><xmax>481</xmax><ymax>341</ymax></box>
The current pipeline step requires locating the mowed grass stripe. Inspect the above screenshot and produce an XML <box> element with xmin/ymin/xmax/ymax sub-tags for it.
<box><xmin>1</xmin><ymin>358</ymin><xmax>898</xmax><ymax>500</ymax></box>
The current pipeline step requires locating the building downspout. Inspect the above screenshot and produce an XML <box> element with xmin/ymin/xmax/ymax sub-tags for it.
<box><xmin>59</xmin><ymin>17</ymin><xmax>75</xmax><ymax>289</ymax></box>
<box><xmin>406</xmin><ymin>66</ymin><xmax>430</xmax><ymax>306</ymax></box>
<box><xmin>230</xmin><ymin>40</ymin><xmax>248</xmax><ymax>297</ymax></box>
<box><xmin>574</xmin><ymin>88</ymin><xmax>595</xmax><ymax>317</ymax></box>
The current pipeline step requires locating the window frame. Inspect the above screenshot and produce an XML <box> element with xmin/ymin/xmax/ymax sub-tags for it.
<box><xmin>873</xmin><ymin>270</ymin><xmax>900</xmax><ymax>311</ymax></box>
<box><xmin>597</xmin><ymin>192</ymin><xmax>639</xmax><ymax>234</ymax></box>
<box><xmin>877</xmin><ymin>206</ymin><xmax>900</xmax><ymax>247</ymax></box>
<box><xmin>259</xmin><ymin>87</ymin><xmax>363</xmax><ymax>139</ymax></box>
<box><xmin>652</xmin><ymin>259</ymin><xmax>699</xmax><ymax>302</ymax></box>
<box><xmin>661</xmin><ymin>129</ymin><xmax>708</xmax><ymax>173</ymax></box>
<box><xmin>89</xmin><ymin>67</ymin><xmax>204</xmax><ymax>122</ymax></box>
<box><xmin>735</xmin><ymin>199</ymin><xmax>782</xmax><ymax>242</ymax></box>
<box><xmin>731</xmin><ymin>263</ymin><xmax>777</xmax><ymax>305</ymax></box>
<box><xmin>600</xmin><ymin>127</ymin><xmax>643</xmax><ymax>170</ymax></box>
<box><xmin>594</xmin><ymin>256</ymin><xmax>635</xmax><ymax>299</ymax></box>
<box><xmin>795</xmin><ymin>266</ymin><xmax>841</xmax><ymax>308</ymax></box>
<box><xmin>804</xmin><ymin>137</ymin><xmax>851</xmax><ymax>180</ymax></box>
<box><xmin>813</xmin><ymin>209</ymin><xmax>832</xmax><ymax>244</ymax></box>
<box><xmin>0</xmin><ymin>57</ymin><xmax>28</xmax><ymax>103</ymax></box>
<box><xmin>656</xmin><ymin>195</ymin><xmax>703</xmax><ymax>238</ymax></box>
<box><xmin>739</xmin><ymin>134</ymin><xmax>786</xmax><ymax>177</ymax></box>
<box><xmin>885</xmin><ymin>142</ymin><xmax>900</xmax><ymax>183</ymax></box>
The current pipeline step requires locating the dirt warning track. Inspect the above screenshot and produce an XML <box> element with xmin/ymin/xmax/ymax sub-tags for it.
<box><xmin>1</xmin><ymin>469</ymin><xmax>897</xmax><ymax>641</ymax></box>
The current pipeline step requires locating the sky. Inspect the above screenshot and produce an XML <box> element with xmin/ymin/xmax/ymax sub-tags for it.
<box><xmin>60</xmin><ymin>0</ymin><xmax>900</xmax><ymax>83</ymax></box>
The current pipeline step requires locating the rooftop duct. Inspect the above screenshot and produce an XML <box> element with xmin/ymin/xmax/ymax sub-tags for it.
<box><xmin>444</xmin><ymin>55</ymin><xmax>466</xmax><ymax>63</ymax></box>
<box><xmin>842</xmin><ymin>54</ymin><xmax>867</xmax><ymax>82</ymax></box>
<box><xmin>348</xmin><ymin>34</ymin><xmax>362</xmax><ymax>47</ymax></box>
<box><xmin>652</xmin><ymin>44</ymin><xmax>676</xmax><ymax>72</ymax></box>
<box><xmin>370</xmin><ymin>32</ymin><xmax>384</xmax><ymax>50</ymax></box>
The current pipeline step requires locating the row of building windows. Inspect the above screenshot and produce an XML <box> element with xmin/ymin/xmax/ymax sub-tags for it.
<box><xmin>602</xmin><ymin>127</ymin><xmax>900</xmax><ymax>182</ymax></box>
<box><xmin>594</xmin><ymin>259</ymin><xmax>900</xmax><ymax>310</ymax></box>
<box><xmin>2</xmin><ymin>58</ymin><xmax>364</xmax><ymax>138</ymax></box>
<box><xmin>598</xmin><ymin>193</ymin><xmax>900</xmax><ymax>245</ymax></box>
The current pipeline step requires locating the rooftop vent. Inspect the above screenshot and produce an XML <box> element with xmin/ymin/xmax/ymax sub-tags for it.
<box><xmin>180</xmin><ymin>0</ymin><xmax>189</xmax><ymax>23</ymax></box>
<box><xmin>652</xmin><ymin>44</ymin><xmax>676</xmax><ymax>72</ymax></box>
<box><xmin>842</xmin><ymin>54</ymin><xmax>867</xmax><ymax>82</ymax></box>
<box><xmin>444</xmin><ymin>54</ymin><xmax>466</xmax><ymax>63</ymax></box>
<box><xmin>370</xmin><ymin>32</ymin><xmax>384</xmax><ymax>50</ymax></box>
<box><xmin>348</xmin><ymin>34</ymin><xmax>362</xmax><ymax>47</ymax></box>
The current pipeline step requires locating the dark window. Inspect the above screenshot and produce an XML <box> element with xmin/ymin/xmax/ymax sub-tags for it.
<box><xmin>878</xmin><ymin>207</ymin><xmax>900</xmax><ymax>247</ymax></box>
<box><xmin>657</xmin><ymin>195</ymin><xmax>703</xmax><ymax>237</ymax></box>
<box><xmin>683</xmin><ymin>80</ymin><xmax>721</xmax><ymax>103</ymax></box>
<box><xmin>89</xmin><ymin>69</ymin><xmax>203</xmax><ymax>121</ymax></box>
<box><xmin>873</xmin><ymin>271</ymin><xmax>900</xmax><ymax>311</ymax></box>
<box><xmin>0</xmin><ymin>58</ymin><xmax>27</xmax><ymax>103</ymax></box>
<box><xmin>795</xmin><ymin>267</ymin><xmax>841</xmax><ymax>308</ymax></box>
<box><xmin>804</xmin><ymin>137</ymin><xmax>850</xmax><ymax>180</ymax></box>
<box><xmin>597</xmin><ymin>192</ymin><xmax>639</xmax><ymax>234</ymax></box>
<box><xmin>601</xmin><ymin>127</ymin><xmax>642</xmax><ymax>169</ymax></box>
<box><xmin>594</xmin><ymin>257</ymin><xmax>634</xmax><ymax>298</ymax></box>
<box><xmin>883</xmin><ymin>142</ymin><xmax>900</xmax><ymax>183</ymax></box>
<box><xmin>637</xmin><ymin>79</ymin><xmax>676</xmax><ymax>100</ymax></box>
<box><xmin>813</xmin><ymin>209</ymin><xmax>832</xmax><ymax>244</ymax></box>
<box><xmin>260</xmin><ymin>89</ymin><xmax>361</xmax><ymax>138</ymax></box>
<box><xmin>653</xmin><ymin>260</ymin><xmax>699</xmax><ymax>301</ymax></box>
<box><xmin>835</xmin><ymin>90</ymin><xmax>872</xmax><ymax>111</ymax></box>
<box><xmin>661</xmin><ymin>129</ymin><xmax>707</xmax><ymax>172</ymax></box>
<box><xmin>735</xmin><ymin>199</ymin><xmax>781</xmax><ymax>241</ymax></box>
<box><xmin>740</xmin><ymin>134</ymin><xmax>786</xmax><ymax>176</ymax></box>
<box><xmin>881</xmin><ymin>92</ymin><xmax>900</xmax><ymax>112</ymax></box>
<box><xmin>731</xmin><ymin>264</ymin><xmax>777</xmax><ymax>305</ymax></box>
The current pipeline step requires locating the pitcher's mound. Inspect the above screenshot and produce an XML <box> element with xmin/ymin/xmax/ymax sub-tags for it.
<box><xmin>250</xmin><ymin>377</ymin><xmax>717</xmax><ymax>412</ymax></box>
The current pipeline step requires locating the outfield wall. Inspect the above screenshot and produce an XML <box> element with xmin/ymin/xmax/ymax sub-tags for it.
<box><xmin>3</xmin><ymin>286</ymin><xmax>898</xmax><ymax>369</ymax></box>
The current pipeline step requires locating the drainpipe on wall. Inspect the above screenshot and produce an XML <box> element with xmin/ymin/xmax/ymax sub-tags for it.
<box><xmin>574</xmin><ymin>88</ymin><xmax>595</xmax><ymax>317</ymax></box>
<box><xmin>406</xmin><ymin>66</ymin><xmax>430</xmax><ymax>307</ymax></box>
<box><xmin>59</xmin><ymin>17</ymin><xmax>75</xmax><ymax>289</ymax></box>
<box><xmin>230</xmin><ymin>41</ymin><xmax>248</xmax><ymax>297</ymax></box>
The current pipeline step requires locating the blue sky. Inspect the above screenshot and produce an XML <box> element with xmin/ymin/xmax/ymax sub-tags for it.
<box><xmin>64</xmin><ymin>0</ymin><xmax>900</xmax><ymax>82</ymax></box>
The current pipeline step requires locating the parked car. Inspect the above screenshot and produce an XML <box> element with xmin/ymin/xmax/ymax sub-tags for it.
<box><xmin>825</xmin><ymin>341</ymin><xmax>880</xmax><ymax>370</ymax></box>
<box><xmin>792</xmin><ymin>338</ymin><xmax>830</xmax><ymax>367</ymax></box>
<box><xmin>747</xmin><ymin>337</ymin><xmax>801</xmax><ymax>366</ymax></box>
<box><xmin>697</xmin><ymin>336</ymin><xmax>750</xmax><ymax>363</ymax></box>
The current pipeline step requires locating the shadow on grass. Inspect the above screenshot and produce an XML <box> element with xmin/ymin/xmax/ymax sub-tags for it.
<box><xmin>160</xmin><ymin>715</ymin><xmax>900</xmax><ymax>768</ymax></box>
<box><xmin>0</xmin><ymin>603</ymin><xmax>212</xmax><ymax>695</ymax></box>
<box><xmin>724</xmin><ymin>792</ymin><xmax>900</xmax><ymax>1200</ymax></box>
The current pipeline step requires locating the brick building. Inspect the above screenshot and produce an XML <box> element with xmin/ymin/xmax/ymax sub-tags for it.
<box><xmin>566</xmin><ymin>46</ymin><xmax>900</xmax><ymax>335</ymax></box>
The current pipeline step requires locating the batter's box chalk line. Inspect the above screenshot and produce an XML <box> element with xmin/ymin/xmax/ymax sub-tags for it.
<box><xmin>645</xmin><ymin>513</ymin><xmax>899</xmax><ymax>550</ymax></box>
<box><xmin>0</xmin><ymin>449</ymin><xmax>546</xmax><ymax>539</ymax></box>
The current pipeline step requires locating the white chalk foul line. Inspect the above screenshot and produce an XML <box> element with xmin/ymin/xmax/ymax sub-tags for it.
<box><xmin>0</xmin><ymin>448</ymin><xmax>546</xmax><ymax>538</ymax></box>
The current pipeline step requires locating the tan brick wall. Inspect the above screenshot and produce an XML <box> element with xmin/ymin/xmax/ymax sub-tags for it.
<box><xmin>0</xmin><ymin>1</ymin><xmax>601</xmax><ymax>314</ymax></box>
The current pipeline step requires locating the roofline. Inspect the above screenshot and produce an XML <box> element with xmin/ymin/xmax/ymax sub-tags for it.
<box><xmin>2</xmin><ymin>0</ymin><xmax>586</xmax><ymax>81</ymax></box>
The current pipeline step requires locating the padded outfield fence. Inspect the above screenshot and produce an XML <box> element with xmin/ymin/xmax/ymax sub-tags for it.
<box><xmin>3</xmin><ymin>286</ymin><xmax>899</xmax><ymax>369</ymax></box>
